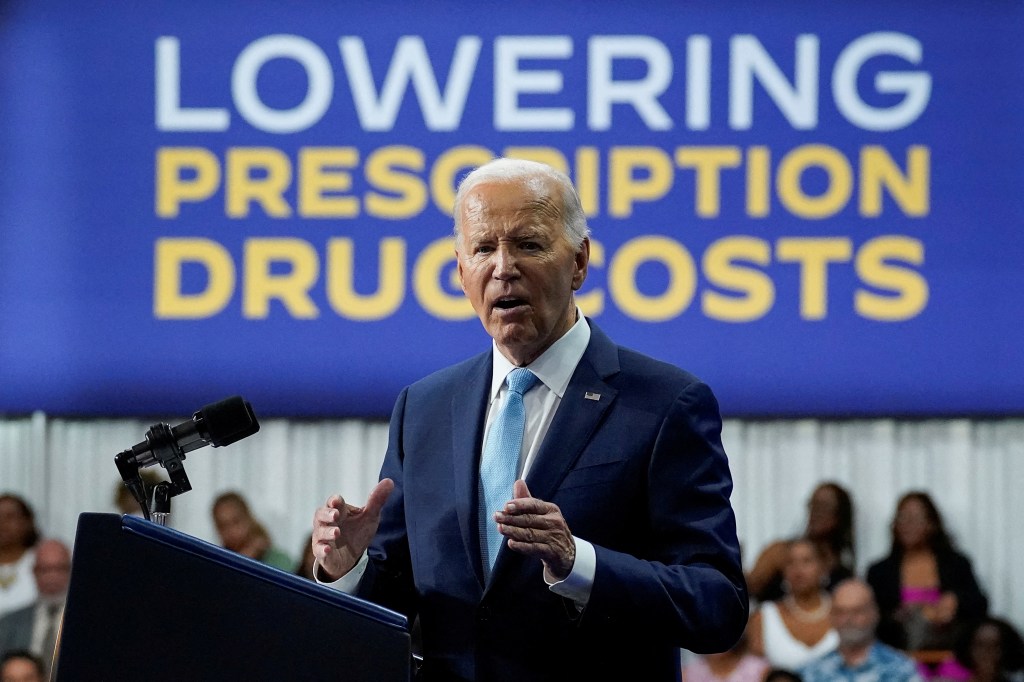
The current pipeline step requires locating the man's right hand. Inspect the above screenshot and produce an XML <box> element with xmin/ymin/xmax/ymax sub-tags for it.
<box><xmin>312</xmin><ymin>478</ymin><xmax>395</xmax><ymax>581</ymax></box>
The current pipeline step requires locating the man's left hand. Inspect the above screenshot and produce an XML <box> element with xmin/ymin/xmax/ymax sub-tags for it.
<box><xmin>497</xmin><ymin>479</ymin><xmax>576</xmax><ymax>581</ymax></box>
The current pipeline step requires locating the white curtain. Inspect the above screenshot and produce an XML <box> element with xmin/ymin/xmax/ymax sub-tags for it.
<box><xmin>2</xmin><ymin>414</ymin><xmax>1021</xmax><ymax>630</ymax></box>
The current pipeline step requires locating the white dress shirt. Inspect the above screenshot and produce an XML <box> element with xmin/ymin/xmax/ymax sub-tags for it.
<box><xmin>30</xmin><ymin>597</ymin><xmax>64</xmax><ymax>658</ymax></box>
<box><xmin>0</xmin><ymin>549</ymin><xmax>36</xmax><ymax>619</ymax></box>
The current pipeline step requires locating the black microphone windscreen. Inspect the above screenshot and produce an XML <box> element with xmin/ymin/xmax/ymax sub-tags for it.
<box><xmin>195</xmin><ymin>396</ymin><xmax>260</xmax><ymax>447</ymax></box>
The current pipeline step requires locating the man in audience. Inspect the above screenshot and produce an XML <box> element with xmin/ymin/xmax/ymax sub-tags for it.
<box><xmin>0</xmin><ymin>539</ymin><xmax>72</xmax><ymax>675</ymax></box>
<box><xmin>0</xmin><ymin>650</ymin><xmax>45</xmax><ymax>682</ymax></box>
<box><xmin>801</xmin><ymin>578</ymin><xmax>921</xmax><ymax>681</ymax></box>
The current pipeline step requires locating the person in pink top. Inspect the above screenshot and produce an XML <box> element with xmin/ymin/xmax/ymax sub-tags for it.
<box><xmin>867</xmin><ymin>491</ymin><xmax>989</xmax><ymax>680</ymax></box>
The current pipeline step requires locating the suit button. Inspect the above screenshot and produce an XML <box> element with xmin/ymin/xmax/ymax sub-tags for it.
<box><xmin>478</xmin><ymin>606</ymin><xmax>491</xmax><ymax>622</ymax></box>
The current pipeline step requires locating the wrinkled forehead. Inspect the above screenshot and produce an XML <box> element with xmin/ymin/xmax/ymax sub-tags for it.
<box><xmin>461</xmin><ymin>176</ymin><xmax>564</xmax><ymax>229</ymax></box>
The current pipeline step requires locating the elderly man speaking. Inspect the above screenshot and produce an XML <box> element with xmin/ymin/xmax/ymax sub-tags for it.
<box><xmin>312</xmin><ymin>158</ymin><xmax>747</xmax><ymax>681</ymax></box>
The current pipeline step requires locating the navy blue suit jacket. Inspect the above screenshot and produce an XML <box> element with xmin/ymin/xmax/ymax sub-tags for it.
<box><xmin>356</xmin><ymin>321</ymin><xmax>747</xmax><ymax>681</ymax></box>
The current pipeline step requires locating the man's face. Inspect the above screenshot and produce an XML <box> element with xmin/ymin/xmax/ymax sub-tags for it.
<box><xmin>457</xmin><ymin>178</ymin><xmax>588</xmax><ymax>366</ymax></box>
<box><xmin>32</xmin><ymin>541</ymin><xmax>71</xmax><ymax>598</ymax></box>
<box><xmin>831</xmin><ymin>582</ymin><xmax>879</xmax><ymax>649</ymax></box>
<box><xmin>0</xmin><ymin>658</ymin><xmax>44</xmax><ymax>682</ymax></box>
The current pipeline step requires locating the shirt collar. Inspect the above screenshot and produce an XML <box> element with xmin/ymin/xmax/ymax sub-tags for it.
<box><xmin>490</xmin><ymin>311</ymin><xmax>591</xmax><ymax>400</ymax></box>
<box><xmin>840</xmin><ymin>642</ymin><xmax>883</xmax><ymax>671</ymax></box>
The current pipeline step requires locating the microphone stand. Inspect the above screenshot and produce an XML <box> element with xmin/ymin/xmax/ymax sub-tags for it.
<box><xmin>150</xmin><ymin>482</ymin><xmax>173</xmax><ymax>526</ymax></box>
<box><xmin>114</xmin><ymin>421</ymin><xmax>194</xmax><ymax>526</ymax></box>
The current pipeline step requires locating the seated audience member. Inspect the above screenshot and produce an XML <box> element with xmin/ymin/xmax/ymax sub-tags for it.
<box><xmin>0</xmin><ymin>650</ymin><xmax>45</xmax><ymax>682</ymax></box>
<box><xmin>0</xmin><ymin>495</ymin><xmax>41</xmax><ymax>619</ymax></box>
<box><xmin>747</xmin><ymin>482</ymin><xmax>855</xmax><ymax>604</ymax></box>
<box><xmin>0</xmin><ymin>540</ymin><xmax>72</xmax><ymax>675</ymax></box>
<box><xmin>801</xmin><ymin>578</ymin><xmax>922</xmax><ymax>682</ymax></box>
<box><xmin>682</xmin><ymin>628</ymin><xmax>770</xmax><ymax>682</ymax></box>
<box><xmin>866</xmin><ymin>491</ymin><xmax>987</xmax><ymax>679</ymax></box>
<box><xmin>748</xmin><ymin>538</ymin><xmax>839</xmax><ymax>671</ymax></box>
<box><xmin>950</xmin><ymin>616</ymin><xmax>1024</xmax><ymax>682</ymax></box>
<box><xmin>211</xmin><ymin>492</ymin><xmax>292</xmax><ymax>571</ymax></box>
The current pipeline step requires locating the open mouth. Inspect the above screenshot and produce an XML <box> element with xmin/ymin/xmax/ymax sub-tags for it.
<box><xmin>493</xmin><ymin>297</ymin><xmax>527</xmax><ymax>311</ymax></box>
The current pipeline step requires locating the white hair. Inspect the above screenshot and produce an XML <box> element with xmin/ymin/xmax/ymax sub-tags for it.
<box><xmin>452</xmin><ymin>157</ymin><xmax>590</xmax><ymax>249</ymax></box>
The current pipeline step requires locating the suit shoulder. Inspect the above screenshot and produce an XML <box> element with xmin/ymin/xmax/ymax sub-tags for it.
<box><xmin>404</xmin><ymin>351</ymin><xmax>489</xmax><ymax>396</ymax></box>
<box><xmin>615</xmin><ymin>345</ymin><xmax>708</xmax><ymax>394</ymax></box>
<box><xmin>0</xmin><ymin>603</ymin><xmax>34</xmax><ymax>626</ymax></box>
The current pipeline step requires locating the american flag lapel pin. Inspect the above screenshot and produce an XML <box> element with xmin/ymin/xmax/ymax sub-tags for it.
<box><xmin>584</xmin><ymin>391</ymin><xmax>601</xmax><ymax>401</ymax></box>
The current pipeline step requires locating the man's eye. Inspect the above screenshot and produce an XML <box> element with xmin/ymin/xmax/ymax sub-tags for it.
<box><xmin>520</xmin><ymin>241</ymin><xmax>542</xmax><ymax>251</ymax></box>
<box><xmin>475</xmin><ymin>245</ymin><xmax>494</xmax><ymax>254</ymax></box>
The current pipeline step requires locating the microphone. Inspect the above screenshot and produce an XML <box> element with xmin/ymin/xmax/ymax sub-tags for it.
<box><xmin>127</xmin><ymin>395</ymin><xmax>260</xmax><ymax>469</ymax></box>
<box><xmin>114</xmin><ymin>396</ymin><xmax>260</xmax><ymax>521</ymax></box>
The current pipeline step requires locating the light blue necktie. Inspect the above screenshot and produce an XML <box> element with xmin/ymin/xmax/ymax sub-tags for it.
<box><xmin>479</xmin><ymin>367</ymin><xmax>538</xmax><ymax>572</ymax></box>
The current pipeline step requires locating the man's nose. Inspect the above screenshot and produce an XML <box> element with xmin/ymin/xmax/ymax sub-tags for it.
<box><xmin>492</xmin><ymin>246</ymin><xmax>519</xmax><ymax>279</ymax></box>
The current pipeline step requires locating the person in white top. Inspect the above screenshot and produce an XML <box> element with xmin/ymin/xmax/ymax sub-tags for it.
<box><xmin>748</xmin><ymin>537</ymin><xmax>839</xmax><ymax>671</ymax></box>
<box><xmin>0</xmin><ymin>495</ymin><xmax>40</xmax><ymax>619</ymax></box>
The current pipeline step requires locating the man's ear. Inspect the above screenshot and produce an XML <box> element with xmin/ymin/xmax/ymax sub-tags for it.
<box><xmin>572</xmin><ymin>238</ymin><xmax>590</xmax><ymax>291</ymax></box>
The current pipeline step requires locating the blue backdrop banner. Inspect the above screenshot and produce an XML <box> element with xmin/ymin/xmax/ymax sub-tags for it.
<box><xmin>1</xmin><ymin>1</ymin><xmax>1022</xmax><ymax>418</ymax></box>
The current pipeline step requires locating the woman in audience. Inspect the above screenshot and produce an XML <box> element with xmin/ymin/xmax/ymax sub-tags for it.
<box><xmin>867</xmin><ymin>491</ymin><xmax>988</xmax><ymax>679</ymax></box>
<box><xmin>748</xmin><ymin>538</ymin><xmax>839</xmax><ymax>672</ymax></box>
<box><xmin>211</xmin><ymin>491</ymin><xmax>293</xmax><ymax>571</ymax></box>
<box><xmin>746</xmin><ymin>481</ymin><xmax>856</xmax><ymax>604</ymax></box>
<box><xmin>950</xmin><ymin>616</ymin><xmax>1024</xmax><ymax>682</ymax></box>
<box><xmin>0</xmin><ymin>494</ymin><xmax>41</xmax><ymax>618</ymax></box>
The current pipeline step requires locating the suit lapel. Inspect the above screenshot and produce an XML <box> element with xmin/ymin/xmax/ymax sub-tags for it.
<box><xmin>523</xmin><ymin>323</ymin><xmax>620</xmax><ymax>503</ymax></box>
<box><xmin>450</xmin><ymin>353</ymin><xmax>491</xmax><ymax>587</ymax></box>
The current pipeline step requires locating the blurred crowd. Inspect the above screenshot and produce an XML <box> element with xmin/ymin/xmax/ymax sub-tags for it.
<box><xmin>684</xmin><ymin>482</ymin><xmax>1024</xmax><ymax>682</ymax></box>
<box><xmin>0</xmin><ymin>484</ymin><xmax>315</xmax><ymax>680</ymax></box>
<box><xmin>2</xmin><ymin>481</ymin><xmax>1022</xmax><ymax>682</ymax></box>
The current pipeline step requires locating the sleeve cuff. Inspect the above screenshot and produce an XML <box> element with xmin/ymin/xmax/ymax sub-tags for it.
<box><xmin>545</xmin><ymin>537</ymin><xmax>595</xmax><ymax>608</ymax></box>
<box><xmin>313</xmin><ymin>551</ymin><xmax>368</xmax><ymax>592</ymax></box>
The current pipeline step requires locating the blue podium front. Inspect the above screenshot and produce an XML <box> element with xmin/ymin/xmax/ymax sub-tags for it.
<box><xmin>56</xmin><ymin>513</ymin><xmax>410</xmax><ymax>681</ymax></box>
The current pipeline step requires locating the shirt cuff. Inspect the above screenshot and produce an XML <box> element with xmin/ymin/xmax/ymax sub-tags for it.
<box><xmin>545</xmin><ymin>537</ymin><xmax>595</xmax><ymax>608</ymax></box>
<box><xmin>313</xmin><ymin>551</ymin><xmax>368</xmax><ymax>592</ymax></box>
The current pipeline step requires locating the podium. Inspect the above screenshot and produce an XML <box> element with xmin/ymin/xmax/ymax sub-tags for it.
<box><xmin>55</xmin><ymin>513</ymin><xmax>411</xmax><ymax>681</ymax></box>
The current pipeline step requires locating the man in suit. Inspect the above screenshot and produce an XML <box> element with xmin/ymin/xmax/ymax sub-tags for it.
<box><xmin>312</xmin><ymin>158</ymin><xmax>747</xmax><ymax>680</ymax></box>
<box><xmin>0</xmin><ymin>539</ymin><xmax>71</xmax><ymax>674</ymax></box>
